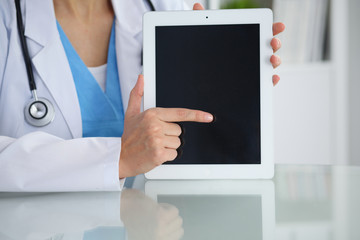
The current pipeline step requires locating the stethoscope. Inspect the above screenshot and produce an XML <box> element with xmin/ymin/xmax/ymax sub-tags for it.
<box><xmin>15</xmin><ymin>0</ymin><xmax>155</xmax><ymax>127</ymax></box>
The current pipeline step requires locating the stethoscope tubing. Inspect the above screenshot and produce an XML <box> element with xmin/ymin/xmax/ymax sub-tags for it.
<box><xmin>15</xmin><ymin>0</ymin><xmax>37</xmax><ymax>92</ymax></box>
<box><xmin>146</xmin><ymin>0</ymin><xmax>156</xmax><ymax>12</ymax></box>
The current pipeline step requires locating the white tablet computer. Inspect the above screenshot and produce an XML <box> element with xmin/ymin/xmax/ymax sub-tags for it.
<box><xmin>145</xmin><ymin>180</ymin><xmax>275</xmax><ymax>240</ymax></box>
<box><xmin>143</xmin><ymin>9</ymin><xmax>274</xmax><ymax>179</ymax></box>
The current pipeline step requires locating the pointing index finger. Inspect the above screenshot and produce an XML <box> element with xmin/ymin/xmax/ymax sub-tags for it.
<box><xmin>156</xmin><ymin>108</ymin><xmax>213</xmax><ymax>123</ymax></box>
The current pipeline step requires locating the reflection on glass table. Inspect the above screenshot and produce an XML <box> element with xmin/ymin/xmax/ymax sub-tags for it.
<box><xmin>0</xmin><ymin>165</ymin><xmax>359</xmax><ymax>240</ymax></box>
<box><xmin>274</xmin><ymin>166</ymin><xmax>332</xmax><ymax>239</ymax></box>
<box><xmin>145</xmin><ymin>180</ymin><xmax>275</xmax><ymax>240</ymax></box>
<box><xmin>0</xmin><ymin>192</ymin><xmax>123</xmax><ymax>240</ymax></box>
<box><xmin>273</xmin><ymin>165</ymin><xmax>360</xmax><ymax>240</ymax></box>
<box><xmin>120</xmin><ymin>189</ymin><xmax>184</xmax><ymax>240</ymax></box>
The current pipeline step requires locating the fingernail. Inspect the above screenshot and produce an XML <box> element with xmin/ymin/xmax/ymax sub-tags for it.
<box><xmin>205</xmin><ymin>114</ymin><xmax>213</xmax><ymax>122</ymax></box>
<box><xmin>211</xmin><ymin>115</ymin><xmax>217</xmax><ymax>123</ymax></box>
<box><xmin>277</xmin><ymin>38</ymin><xmax>281</xmax><ymax>46</ymax></box>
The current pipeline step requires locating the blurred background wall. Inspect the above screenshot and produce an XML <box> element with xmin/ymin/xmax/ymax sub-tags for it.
<box><xmin>349</xmin><ymin>0</ymin><xmax>360</xmax><ymax>165</ymax></box>
<box><xmin>184</xmin><ymin>0</ymin><xmax>360</xmax><ymax>165</ymax></box>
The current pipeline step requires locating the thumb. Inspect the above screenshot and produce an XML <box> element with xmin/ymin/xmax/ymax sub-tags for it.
<box><xmin>126</xmin><ymin>74</ymin><xmax>144</xmax><ymax>117</ymax></box>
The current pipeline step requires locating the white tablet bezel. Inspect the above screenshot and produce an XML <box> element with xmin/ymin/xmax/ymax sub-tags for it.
<box><xmin>145</xmin><ymin>180</ymin><xmax>275</xmax><ymax>240</ymax></box>
<box><xmin>143</xmin><ymin>9</ymin><xmax>274</xmax><ymax>179</ymax></box>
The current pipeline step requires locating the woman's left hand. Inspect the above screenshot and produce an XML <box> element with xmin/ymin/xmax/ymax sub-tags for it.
<box><xmin>193</xmin><ymin>3</ymin><xmax>285</xmax><ymax>86</ymax></box>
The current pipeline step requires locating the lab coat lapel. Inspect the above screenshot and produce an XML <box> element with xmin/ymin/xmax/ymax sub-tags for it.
<box><xmin>112</xmin><ymin>0</ymin><xmax>145</xmax><ymax>112</ymax></box>
<box><xmin>24</xmin><ymin>0</ymin><xmax>82</xmax><ymax>138</ymax></box>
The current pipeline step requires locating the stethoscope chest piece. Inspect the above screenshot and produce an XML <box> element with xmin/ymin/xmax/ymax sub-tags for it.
<box><xmin>24</xmin><ymin>97</ymin><xmax>55</xmax><ymax>127</ymax></box>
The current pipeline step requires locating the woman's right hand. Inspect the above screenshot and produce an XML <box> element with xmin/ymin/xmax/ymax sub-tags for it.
<box><xmin>118</xmin><ymin>75</ymin><xmax>213</xmax><ymax>178</ymax></box>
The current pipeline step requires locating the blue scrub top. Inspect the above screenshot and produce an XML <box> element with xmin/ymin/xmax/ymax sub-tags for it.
<box><xmin>57</xmin><ymin>20</ymin><xmax>125</xmax><ymax>137</ymax></box>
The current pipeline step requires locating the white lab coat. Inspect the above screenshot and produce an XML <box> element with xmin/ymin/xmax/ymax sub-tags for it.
<box><xmin>0</xmin><ymin>0</ymin><xmax>188</xmax><ymax>192</ymax></box>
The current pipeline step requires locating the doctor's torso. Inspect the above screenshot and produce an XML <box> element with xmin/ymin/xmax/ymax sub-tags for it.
<box><xmin>0</xmin><ymin>0</ymin><xmax>186</xmax><ymax>139</ymax></box>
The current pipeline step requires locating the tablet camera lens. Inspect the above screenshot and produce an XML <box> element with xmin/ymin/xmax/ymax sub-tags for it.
<box><xmin>206</xmin><ymin>16</ymin><xmax>208</xmax><ymax>19</ymax></box>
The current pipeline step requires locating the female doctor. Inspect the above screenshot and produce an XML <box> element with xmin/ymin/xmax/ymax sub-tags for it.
<box><xmin>0</xmin><ymin>0</ymin><xmax>284</xmax><ymax>191</ymax></box>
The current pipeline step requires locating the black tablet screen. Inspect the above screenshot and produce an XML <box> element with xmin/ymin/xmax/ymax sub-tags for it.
<box><xmin>156</xmin><ymin>24</ymin><xmax>260</xmax><ymax>164</ymax></box>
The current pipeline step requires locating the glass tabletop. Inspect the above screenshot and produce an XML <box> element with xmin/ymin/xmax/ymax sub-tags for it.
<box><xmin>0</xmin><ymin>165</ymin><xmax>359</xmax><ymax>240</ymax></box>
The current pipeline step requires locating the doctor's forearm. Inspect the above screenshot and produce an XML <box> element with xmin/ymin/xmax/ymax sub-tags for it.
<box><xmin>0</xmin><ymin>132</ymin><xmax>123</xmax><ymax>192</ymax></box>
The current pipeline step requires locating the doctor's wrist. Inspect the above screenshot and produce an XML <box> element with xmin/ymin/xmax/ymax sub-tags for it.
<box><xmin>118</xmin><ymin>153</ymin><xmax>130</xmax><ymax>179</ymax></box>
